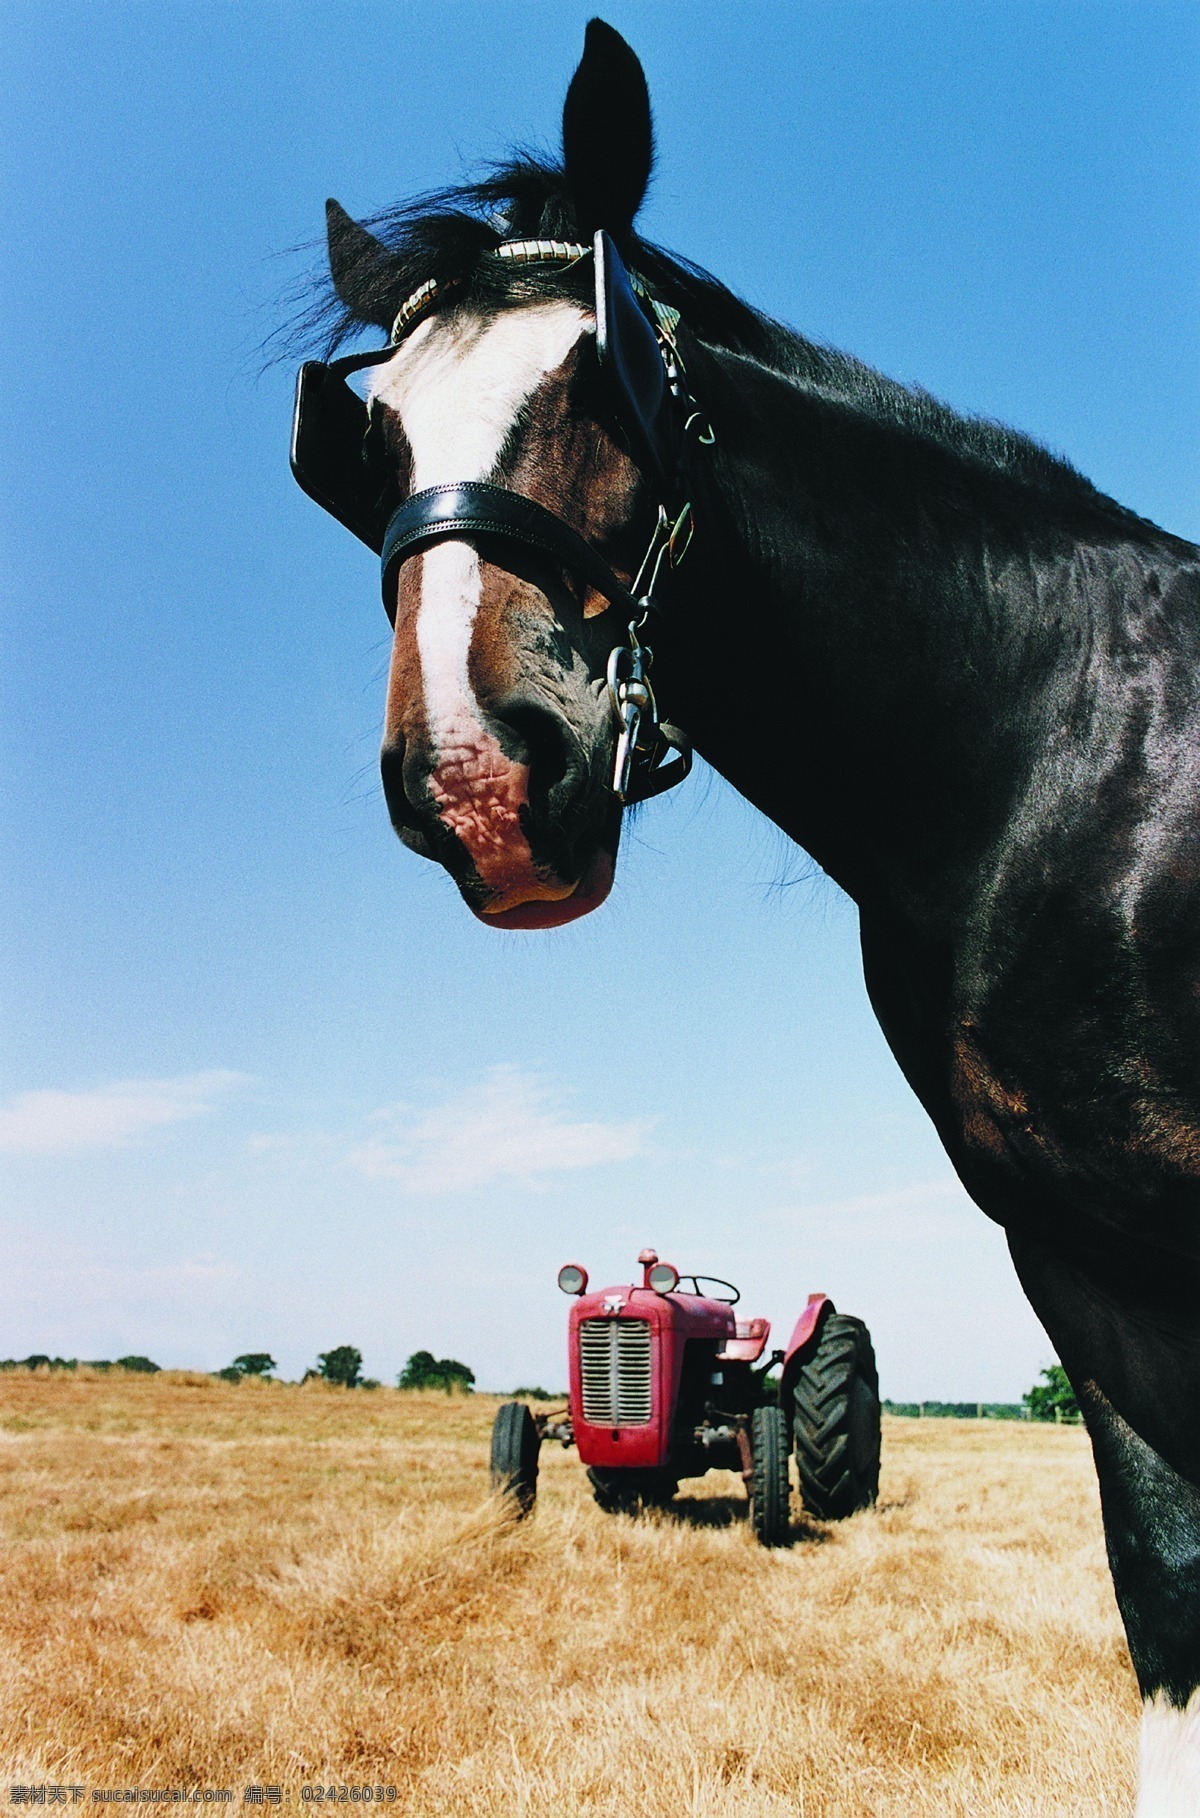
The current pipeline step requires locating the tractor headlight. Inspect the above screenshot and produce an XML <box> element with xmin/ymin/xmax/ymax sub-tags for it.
<box><xmin>647</xmin><ymin>1262</ymin><xmax>679</xmax><ymax>1294</ymax></box>
<box><xmin>557</xmin><ymin>1263</ymin><xmax>588</xmax><ymax>1295</ymax></box>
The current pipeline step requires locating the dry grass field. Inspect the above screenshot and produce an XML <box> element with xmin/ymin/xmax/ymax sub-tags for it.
<box><xmin>0</xmin><ymin>1373</ymin><xmax>1136</xmax><ymax>1815</ymax></box>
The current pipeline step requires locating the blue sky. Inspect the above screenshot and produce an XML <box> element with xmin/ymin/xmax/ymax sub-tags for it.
<box><xmin>2</xmin><ymin>2</ymin><xmax>1197</xmax><ymax>1394</ymax></box>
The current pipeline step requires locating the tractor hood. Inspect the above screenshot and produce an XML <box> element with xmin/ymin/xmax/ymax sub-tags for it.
<box><xmin>566</xmin><ymin>1285</ymin><xmax>738</xmax><ymax>1471</ymax></box>
<box><xmin>572</xmin><ymin>1282</ymin><xmax>739</xmax><ymax>1337</ymax></box>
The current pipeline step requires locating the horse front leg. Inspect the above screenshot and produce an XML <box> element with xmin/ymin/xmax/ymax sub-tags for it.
<box><xmin>1080</xmin><ymin>1381</ymin><xmax>1200</xmax><ymax>1813</ymax></box>
<box><xmin>1008</xmin><ymin>1229</ymin><xmax>1200</xmax><ymax>1816</ymax></box>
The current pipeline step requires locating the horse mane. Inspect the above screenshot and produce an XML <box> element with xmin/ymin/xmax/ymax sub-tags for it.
<box><xmin>295</xmin><ymin>153</ymin><xmax>1134</xmax><ymax>522</ymax></box>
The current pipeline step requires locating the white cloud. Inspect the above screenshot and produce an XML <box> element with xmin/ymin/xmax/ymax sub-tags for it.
<box><xmin>0</xmin><ymin>1070</ymin><xmax>251</xmax><ymax>1156</ymax></box>
<box><xmin>346</xmin><ymin>1066</ymin><xmax>650</xmax><ymax>1194</ymax></box>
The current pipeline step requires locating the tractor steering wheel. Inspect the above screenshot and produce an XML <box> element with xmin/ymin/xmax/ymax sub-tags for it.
<box><xmin>677</xmin><ymin>1275</ymin><xmax>740</xmax><ymax>1305</ymax></box>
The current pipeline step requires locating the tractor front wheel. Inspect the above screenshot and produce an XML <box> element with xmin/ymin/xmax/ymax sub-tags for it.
<box><xmin>792</xmin><ymin>1313</ymin><xmax>881</xmax><ymax>1520</ymax></box>
<box><xmin>750</xmin><ymin>1404</ymin><xmax>791</xmax><ymax>1546</ymax></box>
<box><xmin>587</xmin><ymin>1467</ymin><xmax>677</xmax><ymax>1514</ymax></box>
<box><xmin>490</xmin><ymin>1401</ymin><xmax>540</xmax><ymax>1515</ymax></box>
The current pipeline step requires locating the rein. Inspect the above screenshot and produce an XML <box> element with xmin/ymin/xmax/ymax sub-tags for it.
<box><xmin>290</xmin><ymin>229</ymin><xmax>712</xmax><ymax>804</ymax></box>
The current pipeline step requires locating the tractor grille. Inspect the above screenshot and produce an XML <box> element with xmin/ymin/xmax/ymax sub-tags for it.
<box><xmin>579</xmin><ymin>1318</ymin><xmax>652</xmax><ymax>1426</ymax></box>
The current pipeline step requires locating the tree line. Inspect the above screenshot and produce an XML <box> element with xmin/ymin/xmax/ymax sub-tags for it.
<box><xmin>0</xmin><ymin>1352</ymin><xmax>1079</xmax><ymax>1417</ymax></box>
<box><xmin>883</xmin><ymin>1366</ymin><xmax>1081</xmax><ymax>1423</ymax></box>
<box><xmin>0</xmin><ymin>1347</ymin><xmax>481</xmax><ymax>1391</ymax></box>
<box><xmin>0</xmin><ymin>1355</ymin><xmax>160</xmax><ymax>1373</ymax></box>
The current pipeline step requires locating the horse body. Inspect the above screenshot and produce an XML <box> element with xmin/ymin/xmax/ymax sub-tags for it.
<box><xmin>294</xmin><ymin>20</ymin><xmax>1200</xmax><ymax>1806</ymax></box>
<box><xmin>682</xmin><ymin>342</ymin><xmax>1200</xmax><ymax>1747</ymax></box>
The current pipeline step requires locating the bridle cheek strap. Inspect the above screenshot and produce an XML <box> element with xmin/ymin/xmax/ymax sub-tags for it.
<box><xmin>379</xmin><ymin>482</ymin><xmax>641</xmax><ymax>624</ymax></box>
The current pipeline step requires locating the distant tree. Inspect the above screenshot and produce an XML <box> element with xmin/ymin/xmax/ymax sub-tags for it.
<box><xmin>230</xmin><ymin>1353</ymin><xmax>276</xmax><ymax>1378</ymax></box>
<box><xmin>397</xmin><ymin>1350</ymin><xmax>475</xmax><ymax>1393</ymax></box>
<box><xmin>316</xmin><ymin>1346</ymin><xmax>363</xmax><ymax>1388</ymax></box>
<box><xmin>116</xmin><ymin>1355</ymin><xmax>160</xmax><ymax>1374</ymax></box>
<box><xmin>213</xmin><ymin>1366</ymin><xmax>243</xmax><ymax>1384</ymax></box>
<box><xmin>1024</xmin><ymin>1363</ymin><xmax>1080</xmax><ymax>1423</ymax></box>
<box><xmin>509</xmin><ymin>1386</ymin><xmax>558</xmax><ymax>1402</ymax></box>
<box><xmin>397</xmin><ymin>1350</ymin><xmax>438</xmax><ymax>1389</ymax></box>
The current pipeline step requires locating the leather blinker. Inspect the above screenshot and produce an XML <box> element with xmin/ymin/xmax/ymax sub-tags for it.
<box><xmin>593</xmin><ymin>229</ymin><xmax>682</xmax><ymax>507</ymax></box>
<box><xmin>290</xmin><ymin>348</ymin><xmax>400</xmax><ymax>555</ymax></box>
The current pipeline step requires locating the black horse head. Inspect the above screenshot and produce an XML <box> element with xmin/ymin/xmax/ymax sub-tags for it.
<box><xmin>301</xmin><ymin>22</ymin><xmax>700</xmax><ymax>927</ymax></box>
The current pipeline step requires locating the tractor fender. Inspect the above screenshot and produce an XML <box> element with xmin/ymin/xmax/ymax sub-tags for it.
<box><xmin>778</xmin><ymin>1294</ymin><xmax>834</xmax><ymax>1408</ymax></box>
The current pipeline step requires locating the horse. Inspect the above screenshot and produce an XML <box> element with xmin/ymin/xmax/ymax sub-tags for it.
<box><xmin>289</xmin><ymin>21</ymin><xmax>1200</xmax><ymax>1810</ymax></box>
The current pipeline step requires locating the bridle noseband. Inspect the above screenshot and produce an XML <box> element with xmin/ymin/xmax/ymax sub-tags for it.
<box><xmin>290</xmin><ymin>229</ymin><xmax>712</xmax><ymax>804</ymax></box>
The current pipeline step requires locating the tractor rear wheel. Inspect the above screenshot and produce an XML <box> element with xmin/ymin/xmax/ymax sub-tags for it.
<box><xmin>490</xmin><ymin>1401</ymin><xmax>540</xmax><ymax>1515</ymax></box>
<box><xmin>587</xmin><ymin>1467</ymin><xmax>677</xmax><ymax>1514</ymax></box>
<box><xmin>750</xmin><ymin>1404</ymin><xmax>791</xmax><ymax>1546</ymax></box>
<box><xmin>792</xmin><ymin>1313</ymin><xmax>881</xmax><ymax>1520</ymax></box>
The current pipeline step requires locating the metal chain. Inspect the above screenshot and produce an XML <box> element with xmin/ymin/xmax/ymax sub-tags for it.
<box><xmin>601</xmin><ymin>309</ymin><xmax>714</xmax><ymax>803</ymax></box>
<box><xmin>606</xmin><ymin>491</ymin><xmax>701</xmax><ymax>802</ymax></box>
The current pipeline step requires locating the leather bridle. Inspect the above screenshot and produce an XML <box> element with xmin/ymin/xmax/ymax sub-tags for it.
<box><xmin>290</xmin><ymin>229</ymin><xmax>711</xmax><ymax>803</ymax></box>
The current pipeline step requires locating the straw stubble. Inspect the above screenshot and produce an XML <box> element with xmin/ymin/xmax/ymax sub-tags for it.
<box><xmin>0</xmin><ymin>1374</ymin><xmax>1135</xmax><ymax>1814</ymax></box>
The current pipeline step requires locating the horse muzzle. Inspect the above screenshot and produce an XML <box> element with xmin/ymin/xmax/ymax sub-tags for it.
<box><xmin>379</xmin><ymin>690</ymin><xmax>621</xmax><ymax>929</ymax></box>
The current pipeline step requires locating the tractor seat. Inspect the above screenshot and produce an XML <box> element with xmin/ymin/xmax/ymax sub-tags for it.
<box><xmin>717</xmin><ymin>1317</ymin><xmax>770</xmax><ymax>1363</ymax></box>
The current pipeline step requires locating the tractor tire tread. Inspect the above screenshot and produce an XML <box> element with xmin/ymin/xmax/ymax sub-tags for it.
<box><xmin>750</xmin><ymin>1404</ymin><xmax>791</xmax><ymax>1546</ymax></box>
<box><xmin>792</xmin><ymin>1313</ymin><xmax>881</xmax><ymax>1522</ymax></box>
<box><xmin>490</xmin><ymin>1401</ymin><xmax>539</xmax><ymax>1516</ymax></box>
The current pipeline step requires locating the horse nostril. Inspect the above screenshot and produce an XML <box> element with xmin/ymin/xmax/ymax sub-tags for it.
<box><xmin>380</xmin><ymin>736</ymin><xmax>423</xmax><ymax>833</ymax></box>
<box><xmin>501</xmin><ymin>704</ymin><xmax>572</xmax><ymax>806</ymax></box>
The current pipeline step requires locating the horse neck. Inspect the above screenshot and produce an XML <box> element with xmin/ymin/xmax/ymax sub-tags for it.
<box><xmin>673</xmin><ymin>344</ymin><xmax>1131</xmax><ymax>924</ymax></box>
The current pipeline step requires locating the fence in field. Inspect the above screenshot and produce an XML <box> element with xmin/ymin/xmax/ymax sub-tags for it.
<box><xmin>883</xmin><ymin>1399</ymin><xmax>1082</xmax><ymax>1423</ymax></box>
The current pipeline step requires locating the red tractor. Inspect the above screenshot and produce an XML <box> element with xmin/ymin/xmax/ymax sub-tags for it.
<box><xmin>491</xmin><ymin>1248</ymin><xmax>881</xmax><ymax>1545</ymax></box>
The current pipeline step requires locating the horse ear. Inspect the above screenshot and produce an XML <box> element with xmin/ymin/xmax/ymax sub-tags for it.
<box><xmin>562</xmin><ymin>19</ymin><xmax>653</xmax><ymax>242</ymax></box>
<box><xmin>326</xmin><ymin>198</ymin><xmax>394</xmax><ymax>328</ymax></box>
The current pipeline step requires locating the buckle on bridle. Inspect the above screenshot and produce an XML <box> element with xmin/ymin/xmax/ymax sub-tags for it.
<box><xmin>605</xmin><ymin>616</ymin><xmax>693</xmax><ymax>805</ymax></box>
<box><xmin>606</xmin><ymin>640</ymin><xmax>658</xmax><ymax>802</ymax></box>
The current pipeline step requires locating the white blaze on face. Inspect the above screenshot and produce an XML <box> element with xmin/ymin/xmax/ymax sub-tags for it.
<box><xmin>371</xmin><ymin>302</ymin><xmax>589</xmax><ymax>490</ymax></box>
<box><xmin>370</xmin><ymin>303</ymin><xmax>590</xmax><ymax>903</ymax></box>
<box><xmin>1137</xmin><ymin>1692</ymin><xmax>1200</xmax><ymax>1817</ymax></box>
